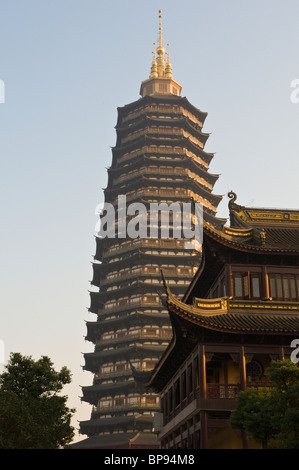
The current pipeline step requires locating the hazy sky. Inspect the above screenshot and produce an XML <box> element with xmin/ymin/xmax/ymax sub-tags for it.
<box><xmin>1</xmin><ymin>0</ymin><xmax>299</xmax><ymax>443</ymax></box>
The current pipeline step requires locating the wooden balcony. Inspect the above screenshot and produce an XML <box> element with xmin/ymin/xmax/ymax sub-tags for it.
<box><xmin>92</xmin><ymin>401</ymin><xmax>160</xmax><ymax>414</ymax></box>
<box><xmin>97</xmin><ymin>329</ymin><xmax>173</xmax><ymax>346</ymax></box>
<box><xmin>163</xmin><ymin>381</ymin><xmax>275</xmax><ymax>428</ymax></box>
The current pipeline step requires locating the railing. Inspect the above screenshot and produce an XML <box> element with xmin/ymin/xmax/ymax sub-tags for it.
<box><xmin>98</xmin><ymin>299</ymin><xmax>163</xmax><ymax>315</ymax></box>
<box><xmin>164</xmin><ymin>384</ymin><xmax>240</xmax><ymax>425</ymax></box>
<box><xmin>102</xmin><ymin>267</ymin><xmax>194</xmax><ymax>286</ymax></box>
<box><xmin>93</xmin><ymin>401</ymin><xmax>160</xmax><ymax>414</ymax></box>
<box><xmin>207</xmin><ymin>384</ymin><xmax>240</xmax><ymax>399</ymax></box>
<box><xmin>102</xmin><ymin>238</ymin><xmax>189</xmax><ymax>259</ymax></box>
<box><xmin>98</xmin><ymin>330</ymin><xmax>172</xmax><ymax>345</ymax></box>
<box><xmin>193</xmin><ymin>297</ymin><xmax>299</xmax><ymax>313</ymax></box>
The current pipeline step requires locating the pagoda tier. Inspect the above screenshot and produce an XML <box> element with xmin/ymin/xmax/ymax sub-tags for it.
<box><xmin>78</xmin><ymin>13</ymin><xmax>224</xmax><ymax>448</ymax></box>
<box><xmin>85</xmin><ymin>311</ymin><xmax>171</xmax><ymax>343</ymax></box>
<box><xmin>110</xmin><ymin>136</ymin><xmax>214</xmax><ymax>171</ymax></box>
<box><xmin>115</xmin><ymin>95</ymin><xmax>208</xmax><ymax>129</ymax></box>
<box><xmin>107</xmin><ymin>155</ymin><xmax>219</xmax><ymax>188</ymax></box>
<box><xmin>83</xmin><ymin>344</ymin><xmax>166</xmax><ymax>374</ymax></box>
<box><xmin>80</xmin><ymin>415</ymin><xmax>156</xmax><ymax>438</ymax></box>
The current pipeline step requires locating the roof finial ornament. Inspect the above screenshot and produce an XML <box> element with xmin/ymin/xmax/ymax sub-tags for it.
<box><xmin>150</xmin><ymin>43</ymin><xmax>158</xmax><ymax>78</ymax></box>
<box><xmin>228</xmin><ymin>191</ymin><xmax>237</xmax><ymax>209</ymax></box>
<box><xmin>165</xmin><ymin>43</ymin><xmax>172</xmax><ymax>78</ymax></box>
<box><xmin>141</xmin><ymin>10</ymin><xmax>182</xmax><ymax>97</ymax></box>
<box><xmin>156</xmin><ymin>9</ymin><xmax>166</xmax><ymax>77</ymax></box>
<box><xmin>158</xmin><ymin>9</ymin><xmax>164</xmax><ymax>50</ymax></box>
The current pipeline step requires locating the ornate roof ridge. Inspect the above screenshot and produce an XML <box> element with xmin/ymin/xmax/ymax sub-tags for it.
<box><xmin>228</xmin><ymin>191</ymin><xmax>299</xmax><ymax>228</ymax></box>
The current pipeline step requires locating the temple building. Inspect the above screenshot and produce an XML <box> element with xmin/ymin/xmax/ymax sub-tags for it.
<box><xmin>144</xmin><ymin>193</ymin><xmax>299</xmax><ymax>449</ymax></box>
<box><xmin>75</xmin><ymin>11</ymin><xmax>224</xmax><ymax>449</ymax></box>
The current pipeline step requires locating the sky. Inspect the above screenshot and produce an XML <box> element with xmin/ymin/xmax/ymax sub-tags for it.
<box><xmin>0</xmin><ymin>0</ymin><xmax>299</xmax><ymax>444</ymax></box>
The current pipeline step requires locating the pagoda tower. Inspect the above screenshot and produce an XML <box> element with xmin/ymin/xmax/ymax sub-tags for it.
<box><xmin>77</xmin><ymin>11</ymin><xmax>224</xmax><ymax>449</ymax></box>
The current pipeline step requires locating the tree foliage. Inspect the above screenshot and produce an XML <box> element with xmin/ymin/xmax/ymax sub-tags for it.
<box><xmin>0</xmin><ymin>353</ymin><xmax>75</xmax><ymax>449</ymax></box>
<box><xmin>229</xmin><ymin>359</ymin><xmax>299</xmax><ymax>449</ymax></box>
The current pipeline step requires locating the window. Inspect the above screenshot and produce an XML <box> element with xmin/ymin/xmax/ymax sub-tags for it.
<box><xmin>251</xmin><ymin>274</ymin><xmax>261</xmax><ymax>299</ymax></box>
<box><xmin>246</xmin><ymin>360</ymin><xmax>263</xmax><ymax>381</ymax></box>
<box><xmin>233</xmin><ymin>273</ymin><xmax>247</xmax><ymax>298</ymax></box>
<box><xmin>233</xmin><ymin>272</ymin><xmax>261</xmax><ymax>299</ymax></box>
<box><xmin>269</xmin><ymin>274</ymin><xmax>299</xmax><ymax>301</ymax></box>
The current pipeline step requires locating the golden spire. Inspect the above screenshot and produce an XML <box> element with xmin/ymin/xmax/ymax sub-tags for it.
<box><xmin>155</xmin><ymin>10</ymin><xmax>166</xmax><ymax>77</ymax></box>
<box><xmin>157</xmin><ymin>10</ymin><xmax>164</xmax><ymax>54</ymax></box>
<box><xmin>140</xmin><ymin>9</ymin><xmax>181</xmax><ymax>97</ymax></box>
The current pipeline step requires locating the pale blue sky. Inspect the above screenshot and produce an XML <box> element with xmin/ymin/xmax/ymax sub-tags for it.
<box><xmin>0</xmin><ymin>0</ymin><xmax>299</xmax><ymax>443</ymax></box>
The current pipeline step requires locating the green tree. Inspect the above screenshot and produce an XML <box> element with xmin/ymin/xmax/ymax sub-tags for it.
<box><xmin>229</xmin><ymin>388</ymin><xmax>279</xmax><ymax>449</ymax></box>
<box><xmin>0</xmin><ymin>353</ymin><xmax>75</xmax><ymax>449</ymax></box>
<box><xmin>229</xmin><ymin>359</ymin><xmax>299</xmax><ymax>449</ymax></box>
<box><xmin>267</xmin><ymin>360</ymin><xmax>299</xmax><ymax>449</ymax></box>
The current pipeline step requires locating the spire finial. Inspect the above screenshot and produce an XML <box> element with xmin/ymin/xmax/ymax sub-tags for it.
<box><xmin>158</xmin><ymin>10</ymin><xmax>163</xmax><ymax>49</ymax></box>
<box><xmin>156</xmin><ymin>10</ymin><xmax>165</xmax><ymax>76</ymax></box>
<box><xmin>140</xmin><ymin>10</ymin><xmax>182</xmax><ymax>97</ymax></box>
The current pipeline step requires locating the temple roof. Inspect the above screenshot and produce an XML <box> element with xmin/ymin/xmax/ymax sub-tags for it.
<box><xmin>142</xmin><ymin>273</ymin><xmax>299</xmax><ymax>391</ymax></box>
<box><xmin>228</xmin><ymin>191</ymin><xmax>299</xmax><ymax>228</ymax></box>
<box><xmin>166</xmin><ymin>286</ymin><xmax>299</xmax><ymax>335</ymax></box>
<box><xmin>197</xmin><ymin>191</ymin><xmax>299</xmax><ymax>254</ymax></box>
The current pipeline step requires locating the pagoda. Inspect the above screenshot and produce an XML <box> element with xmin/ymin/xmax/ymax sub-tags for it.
<box><xmin>75</xmin><ymin>11</ymin><xmax>224</xmax><ymax>449</ymax></box>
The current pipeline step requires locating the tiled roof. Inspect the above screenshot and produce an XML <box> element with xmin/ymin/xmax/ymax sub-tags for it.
<box><xmin>220</xmin><ymin>191</ymin><xmax>299</xmax><ymax>253</ymax></box>
<box><xmin>203</xmin><ymin>220</ymin><xmax>299</xmax><ymax>253</ymax></box>
<box><xmin>262</xmin><ymin>227</ymin><xmax>299</xmax><ymax>251</ymax></box>
<box><xmin>159</xmin><ymin>266</ymin><xmax>299</xmax><ymax>335</ymax></box>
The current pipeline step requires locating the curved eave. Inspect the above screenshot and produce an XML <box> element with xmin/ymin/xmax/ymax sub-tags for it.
<box><xmin>113</xmin><ymin>130</ymin><xmax>210</xmax><ymax>157</ymax></box>
<box><xmin>92</xmin><ymin>249</ymin><xmax>199</xmax><ymax>271</ymax></box>
<box><xmin>115</xmin><ymin>114</ymin><xmax>206</xmax><ymax>138</ymax></box>
<box><xmin>107</xmin><ymin>154</ymin><xmax>219</xmax><ymax>187</ymax></box>
<box><xmin>81</xmin><ymin>380</ymin><xmax>140</xmax><ymax>403</ymax></box>
<box><xmin>146</xmin><ymin>291</ymin><xmax>299</xmax><ymax>392</ymax></box>
<box><xmin>116</xmin><ymin>95</ymin><xmax>208</xmax><ymax>127</ymax></box>
<box><xmin>204</xmin><ymin>222</ymin><xmax>299</xmax><ymax>254</ymax></box>
<box><xmin>94</xmin><ymin>239</ymin><xmax>200</xmax><ymax>263</ymax></box>
<box><xmin>104</xmin><ymin>176</ymin><xmax>223</xmax><ymax>210</ymax></box>
<box><xmin>166</xmin><ymin>293</ymin><xmax>299</xmax><ymax>336</ymax></box>
<box><xmin>84</xmin><ymin>344</ymin><xmax>166</xmax><ymax>372</ymax></box>
<box><xmin>111</xmin><ymin>134</ymin><xmax>214</xmax><ymax>165</ymax></box>
<box><xmin>85</xmin><ymin>312</ymin><xmax>171</xmax><ymax>342</ymax></box>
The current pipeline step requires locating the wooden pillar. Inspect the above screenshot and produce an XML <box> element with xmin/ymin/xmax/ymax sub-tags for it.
<box><xmin>262</xmin><ymin>266</ymin><xmax>270</xmax><ymax>299</ymax></box>
<box><xmin>239</xmin><ymin>346</ymin><xmax>249</xmax><ymax>448</ymax></box>
<box><xmin>225</xmin><ymin>264</ymin><xmax>233</xmax><ymax>297</ymax></box>
<box><xmin>239</xmin><ymin>346</ymin><xmax>247</xmax><ymax>391</ymax></box>
<box><xmin>279</xmin><ymin>346</ymin><xmax>285</xmax><ymax>360</ymax></box>
<box><xmin>199</xmin><ymin>344</ymin><xmax>208</xmax><ymax>449</ymax></box>
<box><xmin>199</xmin><ymin>344</ymin><xmax>207</xmax><ymax>399</ymax></box>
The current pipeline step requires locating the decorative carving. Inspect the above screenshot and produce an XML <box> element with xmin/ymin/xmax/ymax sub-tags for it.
<box><xmin>230</xmin><ymin>353</ymin><xmax>239</xmax><ymax>364</ymax></box>
<box><xmin>205</xmin><ymin>353</ymin><xmax>214</xmax><ymax>363</ymax></box>
<box><xmin>245</xmin><ymin>354</ymin><xmax>254</xmax><ymax>364</ymax></box>
<box><xmin>228</xmin><ymin>191</ymin><xmax>237</xmax><ymax>211</ymax></box>
<box><xmin>260</xmin><ymin>228</ymin><xmax>266</xmax><ymax>245</ymax></box>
